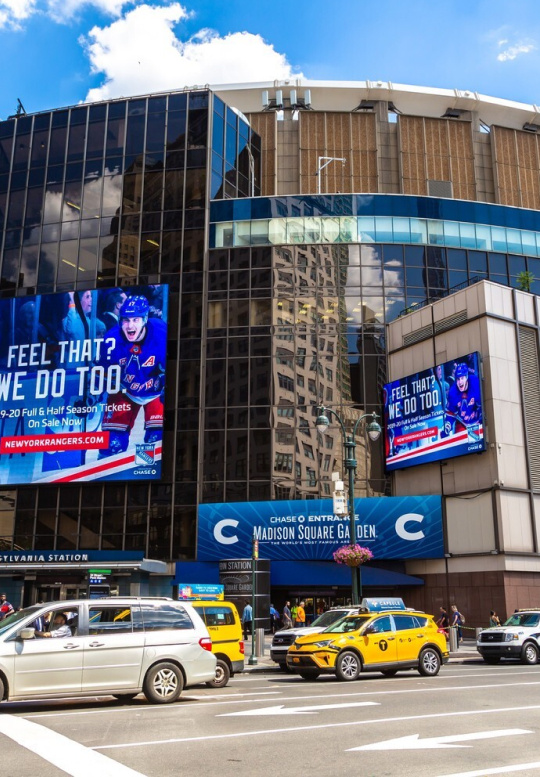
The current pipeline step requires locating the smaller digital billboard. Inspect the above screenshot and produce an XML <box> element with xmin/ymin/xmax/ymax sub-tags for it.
<box><xmin>0</xmin><ymin>285</ymin><xmax>168</xmax><ymax>484</ymax></box>
<box><xmin>384</xmin><ymin>352</ymin><xmax>485</xmax><ymax>471</ymax></box>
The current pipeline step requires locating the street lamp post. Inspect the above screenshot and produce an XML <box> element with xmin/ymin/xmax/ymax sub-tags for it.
<box><xmin>315</xmin><ymin>406</ymin><xmax>381</xmax><ymax>605</ymax></box>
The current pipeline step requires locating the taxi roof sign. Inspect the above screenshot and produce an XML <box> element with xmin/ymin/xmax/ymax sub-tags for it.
<box><xmin>361</xmin><ymin>597</ymin><xmax>406</xmax><ymax>612</ymax></box>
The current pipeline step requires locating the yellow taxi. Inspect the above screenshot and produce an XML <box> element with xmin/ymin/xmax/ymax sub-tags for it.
<box><xmin>286</xmin><ymin>607</ymin><xmax>448</xmax><ymax>681</ymax></box>
<box><xmin>191</xmin><ymin>600</ymin><xmax>244</xmax><ymax>687</ymax></box>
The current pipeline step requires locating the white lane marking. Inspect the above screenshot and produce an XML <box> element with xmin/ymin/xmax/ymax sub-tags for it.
<box><xmin>192</xmin><ymin>691</ymin><xmax>280</xmax><ymax>699</ymax></box>
<box><xmin>348</xmin><ymin>729</ymin><xmax>532</xmax><ymax>751</ymax></box>
<box><xmin>0</xmin><ymin>714</ymin><xmax>147</xmax><ymax>777</ymax></box>
<box><xmin>25</xmin><ymin>679</ymin><xmax>540</xmax><ymax>718</ymax></box>
<box><xmin>441</xmin><ymin>763</ymin><xmax>540</xmax><ymax>777</ymax></box>
<box><xmin>94</xmin><ymin>704</ymin><xmax>540</xmax><ymax>750</ymax></box>
<box><xmin>220</xmin><ymin>701</ymin><xmax>379</xmax><ymax>717</ymax></box>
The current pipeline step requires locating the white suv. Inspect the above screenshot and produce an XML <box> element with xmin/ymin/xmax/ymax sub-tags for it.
<box><xmin>271</xmin><ymin>607</ymin><xmax>365</xmax><ymax>669</ymax></box>
<box><xmin>477</xmin><ymin>609</ymin><xmax>540</xmax><ymax>665</ymax></box>
<box><xmin>0</xmin><ymin>597</ymin><xmax>216</xmax><ymax>705</ymax></box>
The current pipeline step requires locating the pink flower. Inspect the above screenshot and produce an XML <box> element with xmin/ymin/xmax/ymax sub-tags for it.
<box><xmin>333</xmin><ymin>544</ymin><xmax>373</xmax><ymax>567</ymax></box>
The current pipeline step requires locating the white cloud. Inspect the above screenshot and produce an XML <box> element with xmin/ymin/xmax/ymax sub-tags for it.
<box><xmin>497</xmin><ymin>41</ymin><xmax>535</xmax><ymax>62</ymax></box>
<box><xmin>0</xmin><ymin>0</ymin><xmax>37</xmax><ymax>28</ymax></box>
<box><xmin>46</xmin><ymin>0</ymin><xmax>133</xmax><ymax>22</ymax></box>
<box><xmin>82</xmin><ymin>3</ymin><xmax>302</xmax><ymax>103</ymax></box>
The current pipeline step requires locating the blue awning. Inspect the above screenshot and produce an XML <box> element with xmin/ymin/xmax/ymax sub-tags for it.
<box><xmin>174</xmin><ymin>561</ymin><xmax>423</xmax><ymax>588</ymax></box>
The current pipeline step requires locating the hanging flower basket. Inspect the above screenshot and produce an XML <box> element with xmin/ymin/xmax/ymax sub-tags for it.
<box><xmin>333</xmin><ymin>544</ymin><xmax>373</xmax><ymax>567</ymax></box>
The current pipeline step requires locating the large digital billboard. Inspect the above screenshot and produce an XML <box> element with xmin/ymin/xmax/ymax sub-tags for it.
<box><xmin>384</xmin><ymin>352</ymin><xmax>485</xmax><ymax>471</ymax></box>
<box><xmin>197</xmin><ymin>495</ymin><xmax>443</xmax><ymax>561</ymax></box>
<box><xmin>0</xmin><ymin>285</ymin><xmax>168</xmax><ymax>484</ymax></box>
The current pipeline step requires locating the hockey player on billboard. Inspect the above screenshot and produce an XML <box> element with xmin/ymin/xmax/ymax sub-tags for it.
<box><xmin>99</xmin><ymin>295</ymin><xmax>167</xmax><ymax>459</ymax></box>
<box><xmin>444</xmin><ymin>361</ymin><xmax>482</xmax><ymax>435</ymax></box>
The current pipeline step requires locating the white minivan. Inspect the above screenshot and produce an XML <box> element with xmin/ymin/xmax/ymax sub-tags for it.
<box><xmin>0</xmin><ymin>597</ymin><xmax>216</xmax><ymax>705</ymax></box>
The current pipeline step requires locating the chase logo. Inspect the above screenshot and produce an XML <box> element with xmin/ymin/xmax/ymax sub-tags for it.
<box><xmin>135</xmin><ymin>443</ymin><xmax>156</xmax><ymax>466</ymax></box>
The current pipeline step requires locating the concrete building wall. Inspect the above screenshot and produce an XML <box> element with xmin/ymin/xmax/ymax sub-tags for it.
<box><xmin>387</xmin><ymin>280</ymin><xmax>540</xmax><ymax>625</ymax></box>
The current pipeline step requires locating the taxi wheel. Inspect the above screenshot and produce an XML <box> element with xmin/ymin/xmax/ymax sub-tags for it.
<box><xmin>206</xmin><ymin>659</ymin><xmax>230</xmax><ymax>688</ymax></box>
<box><xmin>418</xmin><ymin>648</ymin><xmax>441</xmax><ymax>676</ymax></box>
<box><xmin>143</xmin><ymin>662</ymin><xmax>184</xmax><ymax>703</ymax></box>
<box><xmin>299</xmin><ymin>671</ymin><xmax>320</xmax><ymax>680</ymax></box>
<box><xmin>521</xmin><ymin>642</ymin><xmax>539</xmax><ymax>665</ymax></box>
<box><xmin>335</xmin><ymin>650</ymin><xmax>361</xmax><ymax>681</ymax></box>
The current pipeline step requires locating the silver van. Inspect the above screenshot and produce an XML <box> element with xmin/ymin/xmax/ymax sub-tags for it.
<box><xmin>0</xmin><ymin>597</ymin><xmax>216</xmax><ymax>704</ymax></box>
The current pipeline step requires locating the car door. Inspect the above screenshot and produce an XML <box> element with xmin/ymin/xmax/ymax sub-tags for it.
<box><xmin>12</xmin><ymin>606</ymin><xmax>83</xmax><ymax>697</ymax></box>
<box><xmin>81</xmin><ymin>603</ymin><xmax>144</xmax><ymax>692</ymax></box>
<box><xmin>393</xmin><ymin>614</ymin><xmax>424</xmax><ymax>662</ymax></box>
<box><xmin>361</xmin><ymin>615</ymin><xmax>397</xmax><ymax>667</ymax></box>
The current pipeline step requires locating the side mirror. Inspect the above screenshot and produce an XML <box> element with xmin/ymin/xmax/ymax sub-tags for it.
<box><xmin>19</xmin><ymin>628</ymin><xmax>35</xmax><ymax>640</ymax></box>
<box><xmin>363</xmin><ymin>625</ymin><xmax>375</xmax><ymax>635</ymax></box>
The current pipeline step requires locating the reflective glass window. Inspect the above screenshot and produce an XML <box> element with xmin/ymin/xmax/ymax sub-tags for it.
<box><xmin>188</xmin><ymin>108</ymin><xmax>208</xmax><ymax>149</ymax></box>
<box><xmin>24</xmin><ymin>187</ymin><xmax>44</xmax><ymax>227</ymax></box>
<box><xmin>30</xmin><ymin>130</ymin><xmax>48</xmax><ymax>167</ymax></box>
<box><xmin>469</xmin><ymin>251</ymin><xmax>487</xmax><ymax>275</ymax></box>
<box><xmin>146</xmin><ymin>112</ymin><xmax>165</xmax><ymax>152</ymax></box>
<box><xmin>86</xmin><ymin>121</ymin><xmax>105</xmax><ymax>159</ymax></box>
<box><xmin>48</xmin><ymin>126</ymin><xmax>67</xmax><ymax>166</ymax></box>
<box><xmin>67</xmin><ymin>123</ymin><xmax>86</xmax><ymax>163</ymax></box>
<box><xmin>508</xmin><ymin>254</ymin><xmax>526</xmax><ymax>276</ymax></box>
<box><xmin>106</xmin><ymin>117</ymin><xmax>126</xmax><ymax>158</ymax></box>
<box><xmin>0</xmin><ymin>137</ymin><xmax>13</xmax><ymax>173</ymax></box>
<box><xmin>13</xmin><ymin>132</ymin><xmax>30</xmax><ymax>171</ymax></box>
<box><xmin>143</xmin><ymin>170</ymin><xmax>163</xmax><ymax>211</ymax></box>
<box><xmin>185</xmin><ymin>168</ymin><xmax>205</xmax><ymax>209</ymax></box>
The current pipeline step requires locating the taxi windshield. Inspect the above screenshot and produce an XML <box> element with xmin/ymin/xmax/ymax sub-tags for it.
<box><xmin>322</xmin><ymin>615</ymin><xmax>371</xmax><ymax>633</ymax></box>
<box><xmin>0</xmin><ymin>605</ymin><xmax>41</xmax><ymax>636</ymax></box>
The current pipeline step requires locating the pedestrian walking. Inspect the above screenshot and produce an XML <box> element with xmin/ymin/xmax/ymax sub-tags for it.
<box><xmin>295</xmin><ymin>600</ymin><xmax>306</xmax><ymax>627</ymax></box>
<box><xmin>242</xmin><ymin>601</ymin><xmax>253</xmax><ymax>641</ymax></box>
<box><xmin>451</xmin><ymin>604</ymin><xmax>464</xmax><ymax>643</ymax></box>
<box><xmin>489</xmin><ymin>610</ymin><xmax>501</xmax><ymax>627</ymax></box>
<box><xmin>436</xmin><ymin>606</ymin><xmax>449</xmax><ymax>633</ymax></box>
<box><xmin>270</xmin><ymin>604</ymin><xmax>280</xmax><ymax>634</ymax></box>
<box><xmin>282</xmin><ymin>600</ymin><xmax>293</xmax><ymax>629</ymax></box>
<box><xmin>0</xmin><ymin>593</ymin><xmax>13</xmax><ymax>621</ymax></box>
<box><xmin>291</xmin><ymin>602</ymin><xmax>298</xmax><ymax>624</ymax></box>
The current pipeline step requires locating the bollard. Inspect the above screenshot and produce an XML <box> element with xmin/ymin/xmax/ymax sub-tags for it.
<box><xmin>255</xmin><ymin>627</ymin><xmax>266</xmax><ymax>657</ymax></box>
<box><xmin>475</xmin><ymin>627</ymin><xmax>483</xmax><ymax>639</ymax></box>
<box><xmin>449</xmin><ymin>625</ymin><xmax>459</xmax><ymax>652</ymax></box>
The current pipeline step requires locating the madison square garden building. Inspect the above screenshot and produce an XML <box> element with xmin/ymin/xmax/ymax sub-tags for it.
<box><xmin>1</xmin><ymin>80</ymin><xmax>540</xmax><ymax>621</ymax></box>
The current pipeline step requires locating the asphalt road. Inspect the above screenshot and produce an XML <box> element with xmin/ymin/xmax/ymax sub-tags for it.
<box><xmin>2</xmin><ymin>661</ymin><xmax>540</xmax><ymax>777</ymax></box>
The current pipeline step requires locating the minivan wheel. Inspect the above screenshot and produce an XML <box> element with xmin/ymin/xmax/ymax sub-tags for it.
<box><xmin>335</xmin><ymin>650</ymin><xmax>361</xmax><ymax>681</ymax></box>
<box><xmin>206</xmin><ymin>659</ymin><xmax>230</xmax><ymax>689</ymax></box>
<box><xmin>143</xmin><ymin>662</ymin><xmax>184</xmax><ymax>703</ymax></box>
<box><xmin>521</xmin><ymin>642</ymin><xmax>539</xmax><ymax>665</ymax></box>
<box><xmin>418</xmin><ymin>648</ymin><xmax>441</xmax><ymax>676</ymax></box>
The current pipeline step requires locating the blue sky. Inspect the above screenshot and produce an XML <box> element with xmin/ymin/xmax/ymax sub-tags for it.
<box><xmin>1</xmin><ymin>0</ymin><xmax>540</xmax><ymax>119</ymax></box>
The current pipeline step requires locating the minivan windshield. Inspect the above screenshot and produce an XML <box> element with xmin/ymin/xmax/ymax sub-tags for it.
<box><xmin>0</xmin><ymin>605</ymin><xmax>40</xmax><ymax>636</ymax></box>
<box><xmin>322</xmin><ymin>615</ymin><xmax>371</xmax><ymax>633</ymax></box>
<box><xmin>310</xmin><ymin>610</ymin><xmax>350</xmax><ymax>628</ymax></box>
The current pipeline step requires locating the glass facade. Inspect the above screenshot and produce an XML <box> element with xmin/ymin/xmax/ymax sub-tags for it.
<box><xmin>0</xmin><ymin>89</ymin><xmax>260</xmax><ymax>558</ymax></box>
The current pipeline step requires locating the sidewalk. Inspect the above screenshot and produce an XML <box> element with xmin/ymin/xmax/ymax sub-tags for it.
<box><xmin>242</xmin><ymin>635</ymin><xmax>480</xmax><ymax>672</ymax></box>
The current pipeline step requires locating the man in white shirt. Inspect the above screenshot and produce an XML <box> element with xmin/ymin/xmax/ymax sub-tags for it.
<box><xmin>35</xmin><ymin>612</ymin><xmax>72</xmax><ymax>638</ymax></box>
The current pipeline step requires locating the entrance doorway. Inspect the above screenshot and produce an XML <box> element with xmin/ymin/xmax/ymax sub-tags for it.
<box><xmin>24</xmin><ymin>580</ymin><xmax>88</xmax><ymax>606</ymax></box>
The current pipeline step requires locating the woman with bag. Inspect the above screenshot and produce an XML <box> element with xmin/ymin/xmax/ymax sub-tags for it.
<box><xmin>451</xmin><ymin>604</ymin><xmax>464</xmax><ymax>643</ymax></box>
